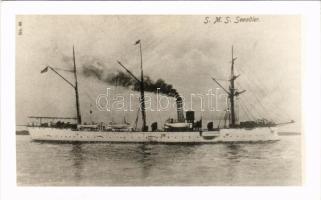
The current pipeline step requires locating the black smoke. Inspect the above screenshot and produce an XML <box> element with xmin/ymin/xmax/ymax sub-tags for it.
<box><xmin>82</xmin><ymin>63</ymin><xmax>180</xmax><ymax>98</ymax></box>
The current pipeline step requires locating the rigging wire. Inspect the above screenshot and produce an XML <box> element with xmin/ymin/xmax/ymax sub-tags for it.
<box><xmin>232</xmin><ymin>69</ymin><xmax>278</xmax><ymax>121</ymax></box>
<box><xmin>238</xmin><ymin>79</ymin><xmax>287</xmax><ymax>122</ymax></box>
<box><xmin>238</xmin><ymin>80</ymin><xmax>268</xmax><ymax>117</ymax></box>
<box><xmin>134</xmin><ymin>106</ymin><xmax>140</xmax><ymax>130</ymax></box>
<box><xmin>235</xmin><ymin>69</ymin><xmax>286</xmax><ymax>121</ymax></box>
<box><xmin>236</xmin><ymin>66</ymin><xmax>292</xmax><ymax>121</ymax></box>
<box><xmin>52</xmin><ymin>67</ymin><xmax>74</xmax><ymax>73</ymax></box>
<box><xmin>238</xmin><ymin>98</ymin><xmax>256</xmax><ymax>121</ymax></box>
<box><xmin>238</xmin><ymin>104</ymin><xmax>252</xmax><ymax>121</ymax></box>
<box><xmin>237</xmin><ymin>66</ymin><xmax>269</xmax><ymax>97</ymax></box>
<box><xmin>239</xmin><ymin>83</ymin><xmax>282</xmax><ymax>122</ymax></box>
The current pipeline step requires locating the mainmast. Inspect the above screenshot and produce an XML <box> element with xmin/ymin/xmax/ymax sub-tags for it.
<box><xmin>73</xmin><ymin>46</ymin><xmax>82</xmax><ymax>124</ymax></box>
<box><xmin>117</xmin><ymin>40</ymin><xmax>147</xmax><ymax>131</ymax></box>
<box><xmin>138</xmin><ymin>41</ymin><xmax>147</xmax><ymax>131</ymax></box>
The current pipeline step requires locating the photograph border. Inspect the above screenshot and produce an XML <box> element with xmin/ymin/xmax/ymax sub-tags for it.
<box><xmin>1</xmin><ymin>1</ymin><xmax>320</xmax><ymax>200</ymax></box>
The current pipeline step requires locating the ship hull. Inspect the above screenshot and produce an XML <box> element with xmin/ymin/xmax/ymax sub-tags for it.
<box><xmin>28</xmin><ymin>127</ymin><xmax>279</xmax><ymax>143</ymax></box>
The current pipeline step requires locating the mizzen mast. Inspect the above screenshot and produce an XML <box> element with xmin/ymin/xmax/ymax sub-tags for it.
<box><xmin>40</xmin><ymin>46</ymin><xmax>82</xmax><ymax>125</ymax></box>
<box><xmin>73</xmin><ymin>46</ymin><xmax>82</xmax><ymax>124</ymax></box>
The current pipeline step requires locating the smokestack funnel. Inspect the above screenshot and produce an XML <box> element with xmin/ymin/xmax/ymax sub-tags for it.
<box><xmin>176</xmin><ymin>96</ymin><xmax>185</xmax><ymax>123</ymax></box>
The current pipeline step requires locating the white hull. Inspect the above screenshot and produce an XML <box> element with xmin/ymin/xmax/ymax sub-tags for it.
<box><xmin>28</xmin><ymin>127</ymin><xmax>279</xmax><ymax>143</ymax></box>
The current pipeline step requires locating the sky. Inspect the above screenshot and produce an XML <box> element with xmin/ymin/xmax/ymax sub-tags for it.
<box><xmin>16</xmin><ymin>15</ymin><xmax>301</xmax><ymax>132</ymax></box>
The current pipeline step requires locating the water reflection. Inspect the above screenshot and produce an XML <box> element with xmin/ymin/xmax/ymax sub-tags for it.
<box><xmin>137</xmin><ymin>144</ymin><xmax>153</xmax><ymax>179</ymax></box>
<box><xmin>17</xmin><ymin>136</ymin><xmax>301</xmax><ymax>186</ymax></box>
<box><xmin>69</xmin><ymin>143</ymin><xmax>84</xmax><ymax>183</ymax></box>
<box><xmin>225</xmin><ymin>144</ymin><xmax>245</xmax><ymax>162</ymax></box>
<box><xmin>64</xmin><ymin>143</ymin><xmax>200</xmax><ymax>184</ymax></box>
<box><xmin>223</xmin><ymin>144</ymin><xmax>246</xmax><ymax>183</ymax></box>
<box><xmin>136</xmin><ymin>144</ymin><xmax>198</xmax><ymax>181</ymax></box>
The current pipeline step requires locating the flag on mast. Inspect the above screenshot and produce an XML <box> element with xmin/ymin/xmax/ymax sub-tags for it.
<box><xmin>40</xmin><ymin>66</ymin><xmax>49</xmax><ymax>73</ymax></box>
<box><xmin>134</xmin><ymin>40</ymin><xmax>141</xmax><ymax>45</ymax></box>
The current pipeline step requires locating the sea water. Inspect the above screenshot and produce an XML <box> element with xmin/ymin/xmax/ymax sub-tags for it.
<box><xmin>16</xmin><ymin>134</ymin><xmax>301</xmax><ymax>186</ymax></box>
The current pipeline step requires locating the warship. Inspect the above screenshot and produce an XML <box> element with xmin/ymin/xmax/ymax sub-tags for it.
<box><xmin>28</xmin><ymin>42</ymin><xmax>293</xmax><ymax>143</ymax></box>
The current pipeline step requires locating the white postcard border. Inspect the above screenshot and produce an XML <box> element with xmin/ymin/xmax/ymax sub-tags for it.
<box><xmin>1</xmin><ymin>1</ymin><xmax>320</xmax><ymax>200</ymax></box>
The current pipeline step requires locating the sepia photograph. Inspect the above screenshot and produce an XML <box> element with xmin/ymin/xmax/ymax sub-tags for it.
<box><xmin>15</xmin><ymin>15</ymin><xmax>301</xmax><ymax>186</ymax></box>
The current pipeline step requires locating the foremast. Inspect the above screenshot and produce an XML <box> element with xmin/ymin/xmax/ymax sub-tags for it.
<box><xmin>229</xmin><ymin>46</ymin><xmax>237</xmax><ymax>127</ymax></box>
<box><xmin>212</xmin><ymin>46</ymin><xmax>245</xmax><ymax>128</ymax></box>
